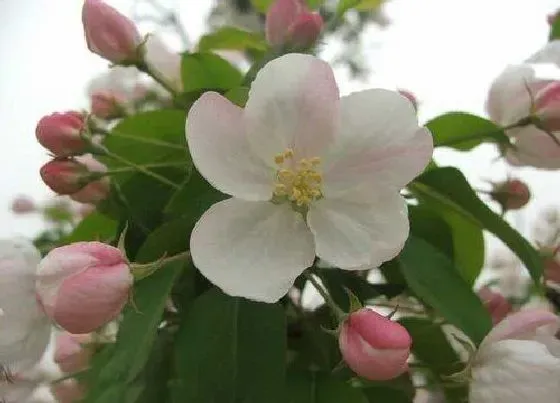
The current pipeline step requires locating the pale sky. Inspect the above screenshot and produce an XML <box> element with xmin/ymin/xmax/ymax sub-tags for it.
<box><xmin>1</xmin><ymin>0</ymin><xmax>559</xmax><ymax>240</ymax></box>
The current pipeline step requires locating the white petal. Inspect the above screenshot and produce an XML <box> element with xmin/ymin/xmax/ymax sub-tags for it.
<box><xmin>506</xmin><ymin>126</ymin><xmax>560</xmax><ymax>169</ymax></box>
<box><xmin>245</xmin><ymin>53</ymin><xmax>339</xmax><ymax>162</ymax></box>
<box><xmin>187</xmin><ymin>92</ymin><xmax>274</xmax><ymax>200</ymax></box>
<box><xmin>470</xmin><ymin>339</ymin><xmax>560</xmax><ymax>403</ymax></box>
<box><xmin>321</xmin><ymin>90</ymin><xmax>432</xmax><ymax>199</ymax></box>
<box><xmin>190</xmin><ymin>198</ymin><xmax>315</xmax><ymax>302</ymax></box>
<box><xmin>307</xmin><ymin>192</ymin><xmax>408</xmax><ymax>269</ymax></box>
<box><xmin>143</xmin><ymin>34</ymin><xmax>183</xmax><ymax>92</ymax></box>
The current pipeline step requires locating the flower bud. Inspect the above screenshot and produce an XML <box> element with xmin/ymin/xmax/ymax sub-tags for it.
<box><xmin>82</xmin><ymin>0</ymin><xmax>142</xmax><ymax>64</ymax></box>
<box><xmin>40</xmin><ymin>158</ymin><xmax>98</xmax><ymax>195</ymax></box>
<box><xmin>478</xmin><ymin>286</ymin><xmax>512</xmax><ymax>324</ymax></box>
<box><xmin>339</xmin><ymin>308</ymin><xmax>412</xmax><ymax>380</ymax></box>
<box><xmin>35</xmin><ymin>111</ymin><xmax>87</xmax><ymax>156</ymax></box>
<box><xmin>10</xmin><ymin>196</ymin><xmax>36</xmax><ymax>214</ymax></box>
<box><xmin>70</xmin><ymin>155</ymin><xmax>110</xmax><ymax>204</ymax></box>
<box><xmin>534</xmin><ymin>81</ymin><xmax>560</xmax><ymax>131</ymax></box>
<box><xmin>490</xmin><ymin>179</ymin><xmax>531</xmax><ymax>211</ymax></box>
<box><xmin>54</xmin><ymin>332</ymin><xmax>92</xmax><ymax>373</ymax></box>
<box><xmin>90</xmin><ymin>90</ymin><xmax>126</xmax><ymax>119</ymax></box>
<box><xmin>265</xmin><ymin>0</ymin><xmax>323</xmax><ymax>49</ymax></box>
<box><xmin>36</xmin><ymin>242</ymin><xmax>133</xmax><ymax>334</ymax></box>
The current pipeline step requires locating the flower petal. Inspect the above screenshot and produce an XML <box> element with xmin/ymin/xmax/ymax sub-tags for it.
<box><xmin>307</xmin><ymin>192</ymin><xmax>408</xmax><ymax>269</ymax></box>
<box><xmin>187</xmin><ymin>92</ymin><xmax>274</xmax><ymax>200</ymax></box>
<box><xmin>471</xmin><ymin>339</ymin><xmax>560</xmax><ymax>403</ymax></box>
<box><xmin>245</xmin><ymin>53</ymin><xmax>339</xmax><ymax>162</ymax></box>
<box><xmin>190</xmin><ymin>198</ymin><xmax>315</xmax><ymax>302</ymax></box>
<box><xmin>321</xmin><ymin>89</ymin><xmax>432</xmax><ymax>199</ymax></box>
<box><xmin>505</xmin><ymin>125</ymin><xmax>560</xmax><ymax>169</ymax></box>
<box><xmin>482</xmin><ymin>309</ymin><xmax>560</xmax><ymax>346</ymax></box>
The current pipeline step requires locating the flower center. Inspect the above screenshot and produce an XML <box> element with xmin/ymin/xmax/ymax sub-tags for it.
<box><xmin>272</xmin><ymin>148</ymin><xmax>323</xmax><ymax>207</ymax></box>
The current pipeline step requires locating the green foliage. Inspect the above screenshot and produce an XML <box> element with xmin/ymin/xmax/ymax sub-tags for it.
<box><xmin>286</xmin><ymin>371</ymin><xmax>368</xmax><ymax>402</ymax></box>
<box><xmin>336</xmin><ymin>0</ymin><xmax>382</xmax><ymax>16</ymax></box>
<box><xmin>427</xmin><ymin>112</ymin><xmax>509</xmax><ymax>151</ymax></box>
<box><xmin>550</xmin><ymin>14</ymin><xmax>560</xmax><ymax>40</ymax></box>
<box><xmin>198</xmin><ymin>27</ymin><xmax>268</xmax><ymax>52</ymax></box>
<box><xmin>172</xmin><ymin>288</ymin><xmax>286</xmax><ymax>403</ymax></box>
<box><xmin>181</xmin><ymin>52</ymin><xmax>243</xmax><ymax>93</ymax></box>
<box><xmin>64</xmin><ymin>211</ymin><xmax>117</xmax><ymax>243</ymax></box>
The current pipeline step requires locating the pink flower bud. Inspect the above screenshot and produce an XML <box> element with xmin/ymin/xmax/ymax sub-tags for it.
<box><xmin>534</xmin><ymin>81</ymin><xmax>560</xmax><ymax>131</ymax></box>
<box><xmin>265</xmin><ymin>0</ymin><xmax>323</xmax><ymax>49</ymax></box>
<box><xmin>54</xmin><ymin>332</ymin><xmax>92</xmax><ymax>373</ymax></box>
<box><xmin>35</xmin><ymin>112</ymin><xmax>87</xmax><ymax>156</ymax></box>
<box><xmin>90</xmin><ymin>90</ymin><xmax>126</xmax><ymax>119</ymax></box>
<box><xmin>40</xmin><ymin>158</ymin><xmax>95</xmax><ymax>195</ymax></box>
<box><xmin>478</xmin><ymin>286</ymin><xmax>512</xmax><ymax>324</ymax></box>
<box><xmin>339</xmin><ymin>308</ymin><xmax>412</xmax><ymax>381</ymax></box>
<box><xmin>10</xmin><ymin>196</ymin><xmax>36</xmax><ymax>214</ymax></box>
<box><xmin>490</xmin><ymin>179</ymin><xmax>531</xmax><ymax>211</ymax></box>
<box><xmin>36</xmin><ymin>241</ymin><xmax>133</xmax><ymax>334</ymax></box>
<box><xmin>70</xmin><ymin>155</ymin><xmax>110</xmax><ymax>204</ymax></box>
<box><xmin>52</xmin><ymin>379</ymin><xmax>85</xmax><ymax>403</ymax></box>
<box><xmin>82</xmin><ymin>0</ymin><xmax>142</xmax><ymax>64</ymax></box>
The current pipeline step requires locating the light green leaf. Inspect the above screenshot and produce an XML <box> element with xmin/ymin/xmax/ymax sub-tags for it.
<box><xmin>64</xmin><ymin>212</ymin><xmax>117</xmax><ymax>243</ymax></box>
<box><xmin>399</xmin><ymin>237</ymin><xmax>492</xmax><ymax>345</ymax></box>
<box><xmin>181</xmin><ymin>52</ymin><xmax>243</xmax><ymax>93</ymax></box>
<box><xmin>172</xmin><ymin>288</ymin><xmax>286</xmax><ymax>403</ymax></box>
<box><xmin>250</xmin><ymin>0</ymin><xmax>274</xmax><ymax>13</ymax></box>
<box><xmin>198</xmin><ymin>27</ymin><xmax>267</xmax><ymax>52</ymax></box>
<box><xmin>427</xmin><ymin>112</ymin><xmax>509</xmax><ymax>151</ymax></box>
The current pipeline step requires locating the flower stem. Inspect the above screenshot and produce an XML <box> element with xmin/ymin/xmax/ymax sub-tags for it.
<box><xmin>136</xmin><ymin>60</ymin><xmax>179</xmax><ymax>99</ymax></box>
<box><xmin>101</xmin><ymin>148</ymin><xmax>181</xmax><ymax>189</ymax></box>
<box><xmin>104</xmin><ymin>161</ymin><xmax>189</xmax><ymax>175</ymax></box>
<box><xmin>304</xmin><ymin>271</ymin><xmax>346</xmax><ymax>321</ymax></box>
<box><xmin>106</xmin><ymin>130</ymin><xmax>186</xmax><ymax>150</ymax></box>
<box><xmin>132</xmin><ymin>251</ymin><xmax>191</xmax><ymax>280</ymax></box>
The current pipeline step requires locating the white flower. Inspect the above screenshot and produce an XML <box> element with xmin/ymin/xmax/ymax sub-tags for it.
<box><xmin>0</xmin><ymin>239</ymin><xmax>51</xmax><ymax>372</ymax></box>
<box><xmin>186</xmin><ymin>53</ymin><xmax>433</xmax><ymax>302</ymax></box>
<box><xmin>470</xmin><ymin>309</ymin><xmax>560</xmax><ymax>403</ymax></box>
<box><xmin>486</xmin><ymin>40</ymin><xmax>560</xmax><ymax>169</ymax></box>
<box><xmin>143</xmin><ymin>34</ymin><xmax>183</xmax><ymax>93</ymax></box>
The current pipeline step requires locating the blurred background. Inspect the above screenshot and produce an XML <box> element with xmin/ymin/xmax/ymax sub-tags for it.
<box><xmin>1</xmin><ymin>0</ymin><xmax>559</xmax><ymax>241</ymax></box>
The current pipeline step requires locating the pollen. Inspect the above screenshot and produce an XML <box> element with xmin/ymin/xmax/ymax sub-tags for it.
<box><xmin>273</xmin><ymin>148</ymin><xmax>323</xmax><ymax>207</ymax></box>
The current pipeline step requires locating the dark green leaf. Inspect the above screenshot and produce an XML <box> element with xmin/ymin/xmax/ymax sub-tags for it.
<box><xmin>399</xmin><ymin>237</ymin><xmax>492</xmax><ymax>345</ymax></box>
<box><xmin>172</xmin><ymin>288</ymin><xmax>286</xmax><ymax>403</ymax></box>
<box><xmin>427</xmin><ymin>112</ymin><xmax>508</xmax><ymax>151</ymax></box>
<box><xmin>411</xmin><ymin>167</ymin><xmax>543</xmax><ymax>284</ymax></box>
<box><xmin>181</xmin><ymin>52</ymin><xmax>243</xmax><ymax>93</ymax></box>
<box><xmin>287</xmin><ymin>371</ymin><xmax>368</xmax><ymax>403</ymax></box>
<box><xmin>361</xmin><ymin>375</ymin><xmax>414</xmax><ymax>403</ymax></box>
<box><xmin>198</xmin><ymin>27</ymin><xmax>267</xmax><ymax>52</ymax></box>
<box><xmin>550</xmin><ymin>14</ymin><xmax>560</xmax><ymax>41</ymax></box>
<box><xmin>224</xmin><ymin>87</ymin><xmax>250</xmax><ymax>107</ymax></box>
<box><xmin>64</xmin><ymin>212</ymin><xmax>117</xmax><ymax>243</ymax></box>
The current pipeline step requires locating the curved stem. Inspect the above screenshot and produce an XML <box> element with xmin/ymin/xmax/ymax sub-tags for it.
<box><xmin>102</xmin><ymin>148</ymin><xmax>181</xmax><ymax>189</ymax></box>
<box><xmin>304</xmin><ymin>271</ymin><xmax>346</xmax><ymax>321</ymax></box>
<box><xmin>108</xmin><ymin>131</ymin><xmax>186</xmax><ymax>150</ymax></box>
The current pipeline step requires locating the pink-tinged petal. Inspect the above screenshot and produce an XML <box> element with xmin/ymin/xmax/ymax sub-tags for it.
<box><xmin>506</xmin><ymin>125</ymin><xmax>560</xmax><ymax>169</ymax></box>
<box><xmin>322</xmin><ymin>90</ymin><xmax>432</xmax><ymax>199</ymax></box>
<box><xmin>187</xmin><ymin>92</ymin><xmax>274</xmax><ymax>201</ymax></box>
<box><xmin>245</xmin><ymin>53</ymin><xmax>339</xmax><ymax>163</ymax></box>
<box><xmin>190</xmin><ymin>198</ymin><xmax>315</xmax><ymax>303</ymax></box>
<box><xmin>307</xmin><ymin>192</ymin><xmax>408</xmax><ymax>269</ymax></box>
<box><xmin>483</xmin><ymin>309</ymin><xmax>559</xmax><ymax>346</ymax></box>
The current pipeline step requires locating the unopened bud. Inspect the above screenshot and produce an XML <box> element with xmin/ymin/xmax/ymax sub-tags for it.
<box><xmin>265</xmin><ymin>0</ymin><xmax>323</xmax><ymax>49</ymax></box>
<box><xmin>490</xmin><ymin>179</ymin><xmax>531</xmax><ymax>211</ymax></box>
<box><xmin>36</xmin><ymin>241</ymin><xmax>133</xmax><ymax>334</ymax></box>
<box><xmin>478</xmin><ymin>286</ymin><xmax>512</xmax><ymax>324</ymax></box>
<box><xmin>40</xmin><ymin>158</ymin><xmax>97</xmax><ymax>195</ymax></box>
<box><xmin>339</xmin><ymin>308</ymin><xmax>411</xmax><ymax>380</ymax></box>
<box><xmin>90</xmin><ymin>90</ymin><xmax>127</xmax><ymax>119</ymax></box>
<box><xmin>35</xmin><ymin>111</ymin><xmax>87</xmax><ymax>156</ymax></box>
<box><xmin>82</xmin><ymin>0</ymin><xmax>142</xmax><ymax>64</ymax></box>
<box><xmin>10</xmin><ymin>196</ymin><xmax>36</xmax><ymax>214</ymax></box>
<box><xmin>70</xmin><ymin>155</ymin><xmax>110</xmax><ymax>204</ymax></box>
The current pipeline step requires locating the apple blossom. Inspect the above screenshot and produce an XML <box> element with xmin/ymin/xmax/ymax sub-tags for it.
<box><xmin>82</xmin><ymin>0</ymin><xmax>142</xmax><ymax>64</ymax></box>
<box><xmin>36</xmin><ymin>242</ymin><xmax>133</xmax><ymax>334</ymax></box>
<box><xmin>338</xmin><ymin>308</ymin><xmax>412</xmax><ymax>380</ymax></box>
<box><xmin>469</xmin><ymin>309</ymin><xmax>560</xmax><ymax>403</ymax></box>
<box><xmin>265</xmin><ymin>0</ymin><xmax>323</xmax><ymax>49</ymax></box>
<box><xmin>0</xmin><ymin>239</ymin><xmax>51</xmax><ymax>372</ymax></box>
<box><xmin>90</xmin><ymin>90</ymin><xmax>126</xmax><ymax>119</ymax></box>
<box><xmin>187</xmin><ymin>53</ymin><xmax>433</xmax><ymax>302</ymax></box>
<box><xmin>477</xmin><ymin>286</ymin><xmax>511</xmax><ymax>324</ymax></box>
<box><xmin>486</xmin><ymin>41</ymin><xmax>560</xmax><ymax>169</ymax></box>
<box><xmin>35</xmin><ymin>112</ymin><xmax>87</xmax><ymax>157</ymax></box>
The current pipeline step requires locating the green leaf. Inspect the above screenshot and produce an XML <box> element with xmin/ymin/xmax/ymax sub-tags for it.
<box><xmin>305</xmin><ymin>0</ymin><xmax>326</xmax><ymax>8</ymax></box>
<box><xmin>224</xmin><ymin>86</ymin><xmax>250</xmax><ymax>107</ymax></box>
<box><xmin>64</xmin><ymin>212</ymin><xmax>117</xmax><ymax>243</ymax></box>
<box><xmin>287</xmin><ymin>371</ymin><xmax>368</xmax><ymax>403</ymax></box>
<box><xmin>427</xmin><ymin>112</ymin><xmax>509</xmax><ymax>151</ymax></box>
<box><xmin>410</xmin><ymin>167</ymin><xmax>543</xmax><ymax>285</ymax></box>
<box><xmin>550</xmin><ymin>14</ymin><xmax>560</xmax><ymax>41</ymax></box>
<box><xmin>172</xmin><ymin>288</ymin><xmax>286</xmax><ymax>403</ymax></box>
<box><xmin>399</xmin><ymin>237</ymin><xmax>492</xmax><ymax>345</ymax></box>
<box><xmin>361</xmin><ymin>376</ymin><xmax>414</xmax><ymax>403</ymax></box>
<box><xmin>250</xmin><ymin>0</ymin><xmax>274</xmax><ymax>13</ymax></box>
<box><xmin>198</xmin><ymin>27</ymin><xmax>267</xmax><ymax>52</ymax></box>
<box><xmin>103</xmin><ymin>109</ymin><xmax>190</xmax><ymax>183</ymax></box>
<box><xmin>336</xmin><ymin>0</ymin><xmax>381</xmax><ymax>15</ymax></box>
<box><xmin>181</xmin><ymin>52</ymin><xmax>243</xmax><ymax>93</ymax></box>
